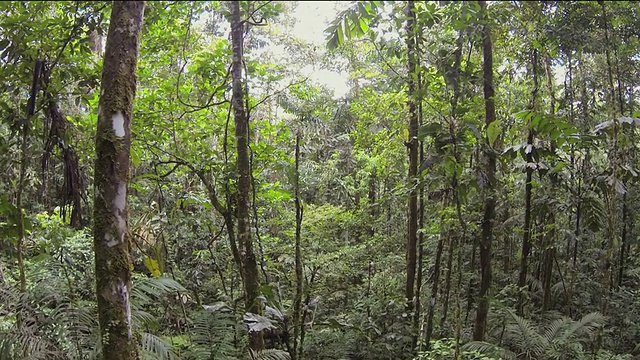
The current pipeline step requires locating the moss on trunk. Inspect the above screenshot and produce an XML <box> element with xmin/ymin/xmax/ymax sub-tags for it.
<box><xmin>230</xmin><ymin>0</ymin><xmax>264</xmax><ymax>351</ymax></box>
<box><xmin>93</xmin><ymin>2</ymin><xmax>145</xmax><ymax>360</ymax></box>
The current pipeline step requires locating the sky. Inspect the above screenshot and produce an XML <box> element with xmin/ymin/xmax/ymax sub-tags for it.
<box><xmin>193</xmin><ymin>1</ymin><xmax>353</xmax><ymax>99</ymax></box>
<box><xmin>290</xmin><ymin>1</ymin><xmax>351</xmax><ymax>98</ymax></box>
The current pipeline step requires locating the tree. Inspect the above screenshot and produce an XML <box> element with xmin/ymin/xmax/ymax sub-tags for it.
<box><xmin>404</xmin><ymin>0</ymin><xmax>419</xmax><ymax>324</ymax></box>
<box><xmin>92</xmin><ymin>2</ymin><xmax>145</xmax><ymax>359</ymax></box>
<box><xmin>473</xmin><ymin>0</ymin><xmax>496</xmax><ymax>342</ymax></box>
<box><xmin>230</xmin><ymin>0</ymin><xmax>264</xmax><ymax>351</ymax></box>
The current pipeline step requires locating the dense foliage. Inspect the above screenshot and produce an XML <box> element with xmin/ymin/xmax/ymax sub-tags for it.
<box><xmin>1</xmin><ymin>1</ymin><xmax>640</xmax><ymax>359</ymax></box>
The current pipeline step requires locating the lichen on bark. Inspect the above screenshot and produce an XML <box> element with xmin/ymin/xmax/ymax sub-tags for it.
<box><xmin>92</xmin><ymin>2</ymin><xmax>145</xmax><ymax>360</ymax></box>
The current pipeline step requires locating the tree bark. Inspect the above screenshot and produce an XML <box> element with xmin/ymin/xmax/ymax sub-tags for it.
<box><xmin>425</xmin><ymin>230</ymin><xmax>444</xmax><ymax>348</ymax></box>
<box><xmin>292</xmin><ymin>131</ymin><xmax>304</xmax><ymax>360</ymax></box>
<box><xmin>404</xmin><ymin>0</ymin><xmax>419</xmax><ymax>319</ymax></box>
<box><xmin>600</xmin><ymin>0</ymin><xmax>618</xmax><ymax>319</ymax></box>
<box><xmin>473</xmin><ymin>0</ymin><xmax>496</xmax><ymax>342</ymax></box>
<box><xmin>230</xmin><ymin>0</ymin><xmax>263</xmax><ymax>351</ymax></box>
<box><xmin>93</xmin><ymin>2</ymin><xmax>144</xmax><ymax>359</ymax></box>
<box><xmin>517</xmin><ymin>49</ymin><xmax>539</xmax><ymax>316</ymax></box>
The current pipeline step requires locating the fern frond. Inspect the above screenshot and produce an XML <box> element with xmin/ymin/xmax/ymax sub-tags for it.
<box><xmin>525</xmin><ymin>274</ymin><xmax>543</xmax><ymax>292</ymax></box>
<box><xmin>249</xmin><ymin>348</ymin><xmax>292</xmax><ymax>360</ymax></box>
<box><xmin>141</xmin><ymin>332</ymin><xmax>177</xmax><ymax>360</ymax></box>
<box><xmin>462</xmin><ymin>341</ymin><xmax>517</xmax><ymax>360</ymax></box>
<box><xmin>131</xmin><ymin>276</ymin><xmax>187</xmax><ymax>305</ymax></box>
<box><xmin>188</xmin><ymin>310</ymin><xmax>239</xmax><ymax>360</ymax></box>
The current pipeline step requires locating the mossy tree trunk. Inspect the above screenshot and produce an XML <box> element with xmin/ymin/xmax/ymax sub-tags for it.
<box><xmin>92</xmin><ymin>2</ymin><xmax>145</xmax><ymax>359</ymax></box>
<box><xmin>230</xmin><ymin>0</ymin><xmax>263</xmax><ymax>351</ymax></box>
<box><xmin>473</xmin><ymin>0</ymin><xmax>496</xmax><ymax>342</ymax></box>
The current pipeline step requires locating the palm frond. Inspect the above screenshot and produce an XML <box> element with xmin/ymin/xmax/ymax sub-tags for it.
<box><xmin>504</xmin><ymin>309</ymin><xmax>547</xmax><ymax>357</ymax></box>
<box><xmin>553</xmin><ymin>312</ymin><xmax>605</xmax><ymax>345</ymax></box>
<box><xmin>544</xmin><ymin>317</ymin><xmax>572</xmax><ymax>344</ymax></box>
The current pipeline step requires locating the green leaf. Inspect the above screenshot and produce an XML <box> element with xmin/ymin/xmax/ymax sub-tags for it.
<box><xmin>359</xmin><ymin>18</ymin><xmax>369</xmax><ymax>34</ymax></box>
<box><xmin>444</xmin><ymin>156</ymin><xmax>457</xmax><ymax>177</ymax></box>
<box><xmin>243</xmin><ymin>313</ymin><xmax>276</xmax><ymax>333</ymax></box>
<box><xmin>418</xmin><ymin>122</ymin><xmax>443</xmax><ymax>141</ymax></box>
<box><xmin>514</xmin><ymin>110</ymin><xmax>533</xmax><ymax>123</ymax></box>
<box><xmin>336</xmin><ymin>20</ymin><xmax>345</xmax><ymax>47</ymax></box>
<box><xmin>487</xmin><ymin>120</ymin><xmax>501</xmax><ymax>147</ymax></box>
<box><xmin>143</xmin><ymin>257</ymin><xmax>161</xmax><ymax>278</ymax></box>
<box><xmin>349</xmin><ymin>12</ymin><xmax>361</xmax><ymax>37</ymax></box>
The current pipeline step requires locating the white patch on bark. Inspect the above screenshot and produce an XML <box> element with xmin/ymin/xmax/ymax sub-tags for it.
<box><xmin>113</xmin><ymin>281</ymin><xmax>133</xmax><ymax>338</ymax></box>
<box><xmin>114</xmin><ymin>182</ymin><xmax>127</xmax><ymax>243</ymax></box>
<box><xmin>114</xmin><ymin>182</ymin><xmax>126</xmax><ymax>211</ymax></box>
<box><xmin>112</xmin><ymin>111</ymin><xmax>125</xmax><ymax>137</ymax></box>
<box><xmin>105</xmin><ymin>233</ymin><xmax>119</xmax><ymax>248</ymax></box>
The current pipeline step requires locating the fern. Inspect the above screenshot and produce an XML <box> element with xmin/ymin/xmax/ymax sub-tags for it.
<box><xmin>462</xmin><ymin>341</ymin><xmax>517</xmax><ymax>360</ymax></box>
<box><xmin>186</xmin><ymin>308</ymin><xmax>239</xmax><ymax>360</ymax></box>
<box><xmin>249</xmin><ymin>348</ymin><xmax>292</xmax><ymax>360</ymax></box>
<box><xmin>140</xmin><ymin>332</ymin><xmax>177</xmax><ymax>360</ymax></box>
<box><xmin>464</xmin><ymin>310</ymin><xmax>606</xmax><ymax>360</ymax></box>
<box><xmin>131</xmin><ymin>276</ymin><xmax>187</xmax><ymax>306</ymax></box>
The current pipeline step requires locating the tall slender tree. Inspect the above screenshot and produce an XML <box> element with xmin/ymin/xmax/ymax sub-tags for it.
<box><xmin>230</xmin><ymin>0</ymin><xmax>263</xmax><ymax>351</ymax></box>
<box><xmin>517</xmin><ymin>48</ymin><xmax>539</xmax><ymax>316</ymax></box>
<box><xmin>473</xmin><ymin>0</ymin><xmax>496</xmax><ymax>342</ymax></box>
<box><xmin>92</xmin><ymin>2</ymin><xmax>145</xmax><ymax>359</ymax></box>
<box><xmin>404</xmin><ymin>0</ymin><xmax>419</xmax><ymax>320</ymax></box>
<box><xmin>293</xmin><ymin>131</ymin><xmax>304</xmax><ymax>360</ymax></box>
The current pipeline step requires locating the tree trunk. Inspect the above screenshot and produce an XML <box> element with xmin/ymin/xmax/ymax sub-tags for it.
<box><xmin>600</xmin><ymin>0</ymin><xmax>618</xmax><ymax>317</ymax></box>
<box><xmin>368</xmin><ymin>168</ymin><xmax>377</xmax><ymax>237</ymax></box>
<box><xmin>618</xmin><ymin>194</ymin><xmax>628</xmax><ymax>287</ymax></box>
<box><xmin>473</xmin><ymin>0</ymin><xmax>496</xmax><ymax>342</ymax></box>
<box><xmin>230</xmin><ymin>1</ymin><xmax>263</xmax><ymax>351</ymax></box>
<box><xmin>542</xmin><ymin>54</ymin><xmax>557</xmax><ymax>313</ymax></box>
<box><xmin>439</xmin><ymin>233</ymin><xmax>454</xmax><ymax>335</ymax></box>
<box><xmin>425</xmin><ymin>230</ymin><xmax>444</xmax><ymax>348</ymax></box>
<box><xmin>414</xmin><ymin>56</ymin><xmax>426</xmax><ymax>350</ymax></box>
<box><xmin>517</xmin><ymin>127</ymin><xmax>534</xmax><ymax>315</ymax></box>
<box><xmin>517</xmin><ymin>49</ymin><xmax>539</xmax><ymax>316</ymax></box>
<box><xmin>404</xmin><ymin>0</ymin><xmax>419</xmax><ymax>319</ymax></box>
<box><xmin>16</xmin><ymin>60</ymin><xmax>43</xmax><ymax>294</ymax></box>
<box><xmin>292</xmin><ymin>132</ymin><xmax>304</xmax><ymax>360</ymax></box>
<box><xmin>93</xmin><ymin>2</ymin><xmax>145</xmax><ymax>359</ymax></box>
